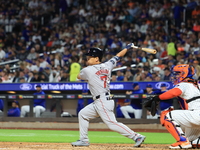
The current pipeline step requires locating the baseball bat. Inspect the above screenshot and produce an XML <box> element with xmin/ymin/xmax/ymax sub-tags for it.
<box><xmin>131</xmin><ymin>45</ymin><xmax>157</xmax><ymax>54</ymax></box>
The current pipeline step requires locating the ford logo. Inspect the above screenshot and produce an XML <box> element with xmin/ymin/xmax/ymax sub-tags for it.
<box><xmin>20</xmin><ymin>83</ymin><xmax>32</xmax><ymax>91</ymax></box>
<box><xmin>155</xmin><ymin>82</ymin><xmax>171</xmax><ymax>89</ymax></box>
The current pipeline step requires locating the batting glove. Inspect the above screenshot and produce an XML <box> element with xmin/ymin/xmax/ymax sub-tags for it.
<box><xmin>125</xmin><ymin>43</ymin><xmax>134</xmax><ymax>50</ymax></box>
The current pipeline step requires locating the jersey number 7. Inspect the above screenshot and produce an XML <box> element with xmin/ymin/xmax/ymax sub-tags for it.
<box><xmin>100</xmin><ymin>75</ymin><xmax>107</xmax><ymax>88</ymax></box>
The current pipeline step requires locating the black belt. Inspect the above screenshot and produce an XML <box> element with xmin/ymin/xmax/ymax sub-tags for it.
<box><xmin>96</xmin><ymin>92</ymin><xmax>113</xmax><ymax>100</ymax></box>
<box><xmin>186</xmin><ymin>96</ymin><xmax>200</xmax><ymax>103</ymax></box>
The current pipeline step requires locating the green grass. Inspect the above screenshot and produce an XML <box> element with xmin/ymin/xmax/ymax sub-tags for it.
<box><xmin>0</xmin><ymin>129</ymin><xmax>175</xmax><ymax>144</ymax></box>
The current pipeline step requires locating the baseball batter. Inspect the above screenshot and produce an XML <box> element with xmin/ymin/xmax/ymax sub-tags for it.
<box><xmin>150</xmin><ymin>64</ymin><xmax>200</xmax><ymax>149</ymax></box>
<box><xmin>71</xmin><ymin>44</ymin><xmax>146</xmax><ymax>147</ymax></box>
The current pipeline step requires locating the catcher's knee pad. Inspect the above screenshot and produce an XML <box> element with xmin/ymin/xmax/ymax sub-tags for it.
<box><xmin>160</xmin><ymin>107</ymin><xmax>174</xmax><ymax>126</ymax></box>
<box><xmin>191</xmin><ymin>137</ymin><xmax>200</xmax><ymax>148</ymax></box>
<box><xmin>162</xmin><ymin>112</ymin><xmax>186</xmax><ymax>142</ymax></box>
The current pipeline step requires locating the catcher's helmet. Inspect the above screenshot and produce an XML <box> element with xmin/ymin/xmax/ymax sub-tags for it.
<box><xmin>171</xmin><ymin>64</ymin><xmax>195</xmax><ymax>85</ymax></box>
<box><xmin>85</xmin><ymin>47</ymin><xmax>103</xmax><ymax>61</ymax></box>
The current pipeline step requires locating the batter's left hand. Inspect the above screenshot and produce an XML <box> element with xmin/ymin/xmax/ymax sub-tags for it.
<box><xmin>125</xmin><ymin>43</ymin><xmax>134</xmax><ymax>50</ymax></box>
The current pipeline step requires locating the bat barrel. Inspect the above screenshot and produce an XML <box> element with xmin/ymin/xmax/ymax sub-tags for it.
<box><xmin>152</xmin><ymin>50</ymin><xmax>157</xmax><ymax>54</ymax></box>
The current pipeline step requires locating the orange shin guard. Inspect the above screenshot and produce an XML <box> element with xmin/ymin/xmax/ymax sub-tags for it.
<box><xmin>160</xmin><ymin>111</ymin><xmax>186</xmax><ymax>142</ymax></box>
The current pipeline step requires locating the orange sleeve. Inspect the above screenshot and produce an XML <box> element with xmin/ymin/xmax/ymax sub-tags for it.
<box><xmin>159</xmin><ymin>88</ymin><xmax>182</xmax><ymax>100</ymax></box>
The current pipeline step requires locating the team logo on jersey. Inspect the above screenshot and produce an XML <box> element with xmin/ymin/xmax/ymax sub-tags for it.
<box><xmin>155</xmin><ymin>82</ymin><xmax>170</xmax><ymax>89</ymax></box>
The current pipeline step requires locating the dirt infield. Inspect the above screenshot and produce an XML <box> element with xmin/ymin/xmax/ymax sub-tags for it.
<box><xmin>0</xmin><ymin>142</ymin><xmax>197</xmax><ymax>150</ymax></box>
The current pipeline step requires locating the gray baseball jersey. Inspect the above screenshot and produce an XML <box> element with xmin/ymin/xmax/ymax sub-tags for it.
<box><xmin>80</xmin><ymin>56</ymin><xmax>119</xmax><ymax>97</ymax></box>
<box><xmin>78</xmin><ymin>56</ymin><xmax>144</xmax><ymax>142</ymax></box>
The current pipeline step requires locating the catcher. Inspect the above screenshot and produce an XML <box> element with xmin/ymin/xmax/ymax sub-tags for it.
<box><xmin>143</xmin><ymin>64</ymin><xmax>200</xmax><ymax>149</ymax></box>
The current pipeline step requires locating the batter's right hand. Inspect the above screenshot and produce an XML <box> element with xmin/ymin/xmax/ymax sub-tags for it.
<box><xmin>125</xmin><ymin>43</ymin><xmax>134</xmax><ymax>50</ymax></box>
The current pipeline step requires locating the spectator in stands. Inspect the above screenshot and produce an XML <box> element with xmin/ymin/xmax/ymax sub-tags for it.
<box><xmin>51</xmin><ymin>14</ymin><xmax>60</xmax><ymax>25</ymax></box>
<box><xmin>16</xmin><ymin>47</ymin><xmax>29</xmax><ymax>61</ymax></box>
<box><xmin>28</xmin><ymin>0</ymin><xmax>39</xmax><ymax>10</ymax></box>
<box><xmin>8</xmin><ymin>72</ymin><xmax>15</xmax><ymax>83</ymax></box>
<box><xmin>111</xmin><ymin>74</ymin><xmax>117</xmax><ymax>81</ymax></box>
<box><xmin>7</xmin><ymin>100</ymin><xmax>20</xmax><ymax>117</ymax></box>
<box><xmin>124</xmin><ymin>69</ymin><xmax>133</xmax><ymax>81</ymax></box>
<box><xmin>34</xmin><ymin>44</ymin><xmax>43</xmax><ymax>54</ymax></box>
<box><xmin>0</xmin><ymin>45</ymin><xmax>5</xmax><ymax>61</ymax></box>
<box><xmin>2</xmin><ymin>73</ymin><xmax>12</xmax><ymax>83</ymax></box>
<box><xmin>49</xmin><ymin>70</ymin><xmax>60</xmax><ymax>82</ymax></box>
<box><xmin>31</xmin><ymin>73</ymin><xmax>40</xmax><ymax>82</ymax></box>
<box><xmin>41</xmin><ymin>67</ymin><xmax>51</xmax><ymax>81</ymax></box>
<box><xmin>133</xmin><ymin>67</ymin><xmax>142</xmax><ymax>81</ymax></box>
<box><xmin>19</xmin><ymin>77</ymin><xmax>26</xmax><ymax>83</ymax></box>
<box><xmin>41</xmin><ymin>27</ymin><xmax>51</xmax><ymax>46</ymax></box>
<box><xmin>191</xmin><ymin>5</ymin><xmax>200</xmax><ymax>19</ymax></box>
<box><xmin>39</xmin><ymin>56</ymin><xmax>49</xmax><ymax>69</ymax></box>
<box><xmin>69</xmin><ymin>56</ymin><xmax>81</xmax><ymax>81</ymax></box>
<box><xmin>62</xmin><ymin>49</ymin><xmax>71</xmax><ymax>66</ymax></box>
<box><xmin>167</xmin><ymin>38</ymin><xmax>177</xmax><ymax>57</ymax></box>
<box><xmin>39</xmin><ymin>73</ymin><xmax>48</xmax><ymax>82</ymax></box>
<box><xmin>32</xmin><ymin>31</ymin><xmax>42</xmax><ymax>43</ymax></box>
<box><xmin>120</xmin><ymin>83</ymin><xmax>143</xmax><ymax>119</ymax></box>
<box><xmin>26</xmin><ymin>60</ymin><xmax>39</xmax><ymax>72</ymax></box>
<box><xmin>54</xmin><ymin>53</ymin><xmax>62</xmax><ymax>68</ymax></box>
<box><xmin>20</xmin><ymin>84</ymin><xmax>46</xmax><ymax>117</ymax></box>
<box><xmin>60</xmin><ymin>70</ymin><xmax>69</xmax><ymax>82</ymax></box>
<box><xmin>15</xmin><ymin>71</ymin><xmax>27</xmax><ymax>83</ymax></box>
<box><xmin>116</xmin><ymin>70</ymin><xmax>124</xmax><ymax>81</ymax></box>
<box><xmin>27</xmin><ymin>71</ymin><xmax>34</xmax><ymax>82</ymax></box>
<box><xmin>27</xmin><ymin>47</ymin><xmax>37</xmax><ymax>60</ymax></box>
<box><xmin>163</xmin><ymin>67</ymin><xmax>171</xmax><ymax>81</ymax></box>
<box><xmin>193</xmin><ymin>60</ymin><xmax>200</xmax><ymax>79</ymax></box>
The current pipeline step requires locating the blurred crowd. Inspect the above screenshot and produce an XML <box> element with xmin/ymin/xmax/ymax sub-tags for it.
<box><xmin>0</xmin><ymin>0</ymin><xmax>200</xmax><ymax>83</ymax></box>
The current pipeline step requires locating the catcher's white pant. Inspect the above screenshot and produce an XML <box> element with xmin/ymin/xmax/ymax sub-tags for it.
<box><xmin>78</xmin><ymin>97</ymin><xmax>141</xmax><ymax>142</ymax></box>
<box><xmin>20</xmin><ymin>105</ymin><xmax>46</xmax><ymax>117</ymax></box>
<box><xmin>120</xmin><ymin>105</ymin><xmax>142</xmax><ymax>119</ymax></box>
<box><xmin>169</xmin><ymin>110</ymin><xmax>200</xmax><ymax>141</ymax></box>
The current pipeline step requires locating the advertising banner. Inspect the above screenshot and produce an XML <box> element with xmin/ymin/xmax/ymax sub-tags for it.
<box><xmin>0</xmin><ymin>81</ymin><xmax>173</xmax><ymax>91</ymax></box>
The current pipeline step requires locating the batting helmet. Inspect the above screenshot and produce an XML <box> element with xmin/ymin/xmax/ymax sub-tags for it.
<box><xmin>85</xmin><ymin>47</ymin><xmax>103</xmax><ymax>61</ymax></box>
<box><xmin>170</xmin><ymin>64</ymin><xmax>195</xmax><ymax>85</ymax></box>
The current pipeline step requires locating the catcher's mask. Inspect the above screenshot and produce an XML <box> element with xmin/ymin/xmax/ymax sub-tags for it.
<box><xmin>170</xmin><ymin>64</ymin><xmax>195</xmax><ymax>85</ymax></box>
<box><xmin>85</xmin><ymin>47</ymin><xmax>103</xmax><ymax>61</ymax></box>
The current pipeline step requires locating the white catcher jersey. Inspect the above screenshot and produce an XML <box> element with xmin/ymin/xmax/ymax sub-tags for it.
<box><xmin>175</xmin><ymin>82</ymin><xmax>200</xmax><ymax>110</ymax></box>
<box><xmin>79</xmin><ymin>56</ymin><xmax>120</xmax><ymax>97</ymax></box>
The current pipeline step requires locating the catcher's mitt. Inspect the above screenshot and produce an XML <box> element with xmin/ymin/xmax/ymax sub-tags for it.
<box><xmin>143</xmin><ymin>95</ymin><xmax>160</xmax><ymax>116</ymax></box>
